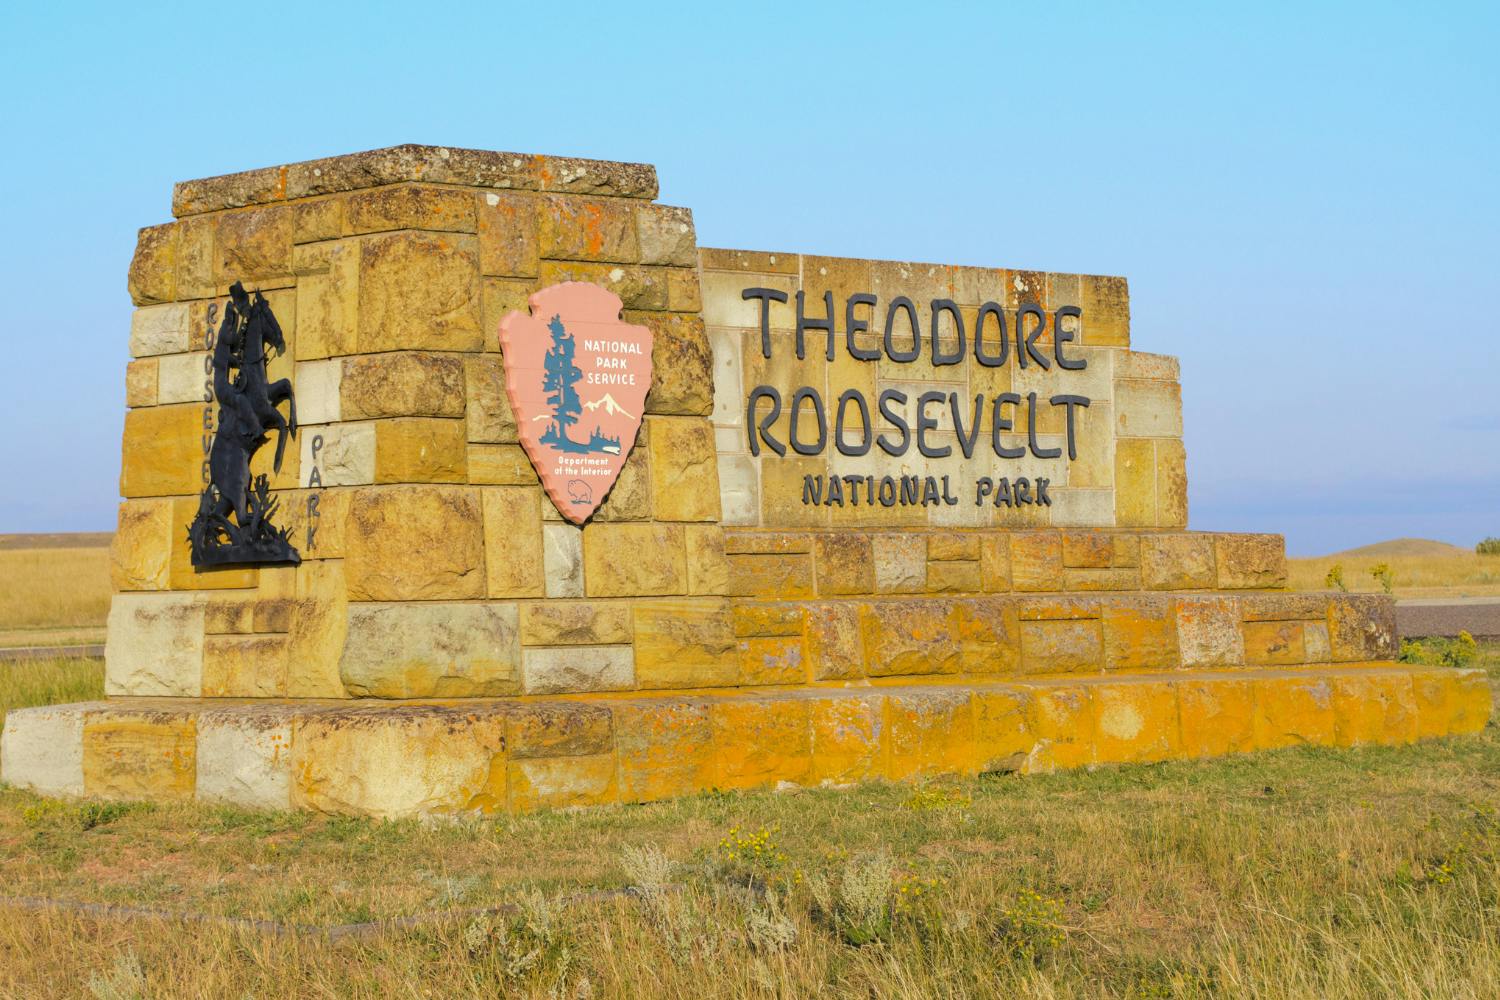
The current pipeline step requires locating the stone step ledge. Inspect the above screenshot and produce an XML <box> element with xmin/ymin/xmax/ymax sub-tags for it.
<box><xmin>4</xmin><ymin>665</ymin><xmax>1487</xmax><ymax>820</ymax></box>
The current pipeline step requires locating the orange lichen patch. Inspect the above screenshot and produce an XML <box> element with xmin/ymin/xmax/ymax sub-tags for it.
<box><xmin>887</xmin><ymin>689</ymin><xmax>975</xmax><ymax>781</ymax></box>
<box><xmin>508</xmin><ymin>754</ymin><xmax>617</xmax><ymax>811</ymax></box>
<box><xmin>711</xmin><ymin>698</ymin><xmax>813</xmax><ymax>790</ymax></box>
<box><xmin>1090</xmin><ymin>680</ymin><xmax>1181</xmax><ymax>763</ymax></box>
<box><xmin>1178</xmin><ymin>677</ymin><xmax>1255</xmax><ymax>758</ymax></box>
<box><xmin>808</xmin><ymin>694</ymin><xmax>884</xmax><ymax>784</ymax></box>
<box><xmin>1331</xmin><ymin>672</ymin><xmax>1418</xmax><ymax>747</ymax></box>
<box><xmin>737</xmin><ymin>636</ymin><xmax>806</xmax><ymax>686</ymax></box>
<box><xmin>1252</xmin><ymin>675</ymin><xmax>1336</xmax><ymax>750</ymax></box>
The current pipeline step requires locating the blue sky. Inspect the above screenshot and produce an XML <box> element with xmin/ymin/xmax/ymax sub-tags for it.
<box><xmin>0</xmin><ymin>2</ymin><xmax>1494</xmax><ymax>555</ymax></box>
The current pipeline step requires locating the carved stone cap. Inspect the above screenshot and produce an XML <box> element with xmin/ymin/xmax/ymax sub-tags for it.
<box><xmin>171</xmin><ymin>144</ymin><xmax>660</xmax><ymax>218</ymax></box>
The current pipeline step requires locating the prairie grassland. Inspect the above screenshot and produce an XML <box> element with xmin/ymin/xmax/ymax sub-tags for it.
<box><xmin>0</xmin><ymin>545</ymin><xmax>111</xmax><ymax>635</ymax></box>
<box><xmin>1288</xmin><ymin>551</ymin><xmax>1500</xmax><ymax>598</ymax></box>
<box><xmin>0</xmin><ymin>651</ymin><xmax>1497</xmax><ymax>998</ymax></box>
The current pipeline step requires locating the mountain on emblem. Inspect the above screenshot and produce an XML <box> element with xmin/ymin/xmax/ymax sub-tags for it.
<box><xmin>497</xmin><ymin>283</ymin><xmax>653</xmax><ymax>524</ymax></box>
<box><xmin>583</xmin><ymin>393</ymin><xmax>636</xmax><ymax>421</ymax></box>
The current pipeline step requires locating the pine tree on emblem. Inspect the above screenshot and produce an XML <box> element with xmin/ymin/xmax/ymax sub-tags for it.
<box><xmin>540</xmin><ymin>314</ymin><xmax>586</xmax><ymax>451</ymax></box>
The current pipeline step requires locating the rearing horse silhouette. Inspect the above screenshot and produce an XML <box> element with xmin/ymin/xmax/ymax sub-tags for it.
<box><xmin>204</xmin><ymin>283</ymin><xmax>296</xmax><ymax>532</ymax></box>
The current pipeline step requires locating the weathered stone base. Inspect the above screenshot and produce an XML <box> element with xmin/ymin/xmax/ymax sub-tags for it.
<box><xmin>3</xmin><ymin>664</ymin><xmax>1489</xmax><ymax>818</ymax></box>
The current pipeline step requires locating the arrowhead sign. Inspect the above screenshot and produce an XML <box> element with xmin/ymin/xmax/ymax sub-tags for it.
<box><xmin>497</xmin><ymin>282</ymin><xmax>653</xmax><ymax>524</ymax></box>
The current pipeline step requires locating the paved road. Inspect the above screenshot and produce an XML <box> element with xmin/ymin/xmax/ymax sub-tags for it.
<box><xmin>1397</xmin><ymin>597</ymin><xmax>1500</xmax><ymax>640</ymax></box>
<box><xmin>0</xmin><ymin>644</ymin><xmax>104</xmax><ymax>663</ymax></box>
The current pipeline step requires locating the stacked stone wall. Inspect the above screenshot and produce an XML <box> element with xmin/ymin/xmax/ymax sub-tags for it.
<box><xmin>113</xmin><ymin>145</ymin><xmax>731</xmax><ymax>702</ymax></box>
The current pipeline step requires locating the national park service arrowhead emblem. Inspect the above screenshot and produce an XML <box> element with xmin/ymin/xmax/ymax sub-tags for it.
<box><xmin>498</xmin><ymin>282</ymin><xmax>653</xmax><ymax>524</ymax></box>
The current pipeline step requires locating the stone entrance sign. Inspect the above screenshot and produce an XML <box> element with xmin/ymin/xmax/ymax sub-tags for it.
<box><xmin>0</xmin><ymin>145</ymin><xmax>1489</xmax><ymax>817</ymax></box>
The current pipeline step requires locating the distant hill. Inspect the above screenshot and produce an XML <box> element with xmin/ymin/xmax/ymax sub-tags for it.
<box><xmin>1322</xmin><ymin>538</ymin><xmax>1471</xmax><ymax>559</ymax></box>
<box><xmin>0</xmin><ymin>532</ymin><xmax>113</xmax><ymax>550</ymax></box>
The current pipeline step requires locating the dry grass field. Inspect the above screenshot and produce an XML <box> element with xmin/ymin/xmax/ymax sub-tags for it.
<box><xmin>0</xmin><ymin>651</ymin><xmax>1496</xmax><ymax>998</ymax></box>
<box><xmin>0</xmin><ymin>536</ymin><xmax>112</xmax><ymax>647</ymax></box>
<box><xmin>1286</xmin><ymin>539</ymin><xmax>1500</xmax><ymax>599</ymax></box>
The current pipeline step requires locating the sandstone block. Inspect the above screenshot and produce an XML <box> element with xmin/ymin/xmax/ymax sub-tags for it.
<box><xmin>82</xmin><ymin>708</ymin><xmax>196</xmax><ymax>802</ymax></box>
<box><xmin>1304</xmin><ymin>621</ymin><xmax>1332</xmax><ymax>662</ymax></box>
<box><xmin>345</xmin><ymin>486</ymin><xmax>485</xmax><ymax>600</ymax></box>
<box><xmin>0</xmin><ymin>704</ymin><xmax>89</xmax><ymax>797</ymax></box>
<box><xmin>979</xmin><ymin>535</ymin><xmax>1012</xmax><ymax>592</ymax></box>
<box><xmin>973</xmin><ymin>687</ymin><xmax>1033</xmax><ymax>772</ymax></box>
<box><xmin>202</xmin><ymin>635</ymin><xmax>289</xmax><ymax>697</ymax></box>
<box><xmin>1113</xmin><ymin>438</ymin><xmax>1156</xmax><ymax>528</ymax></box>
<box><xmin>1114</xmin><ymin>378</ymin><xmax>1182</xmax><ymax>438</ymax></box>
<box><xmin>164</xmin><ymin>496</ymin><xmax>257</xmax><ymax>591</ymax></box>
<box><xmin>1179</xmin><ymin>678</ymin><xmax>1256</xmax><ymax>758</ymax></box>
<box><xmin>648</xmin><ymin>417</ymin><xmax>719</xmax><ymax>521</ymax></box>
<box><xmin>637</xmin><ymin>313</ymin><xmax>713</xmax><ymax>416</ymax></box>
<box><xmin>345</xmin><ymin>184</ymin><xmax>476</xmax><ymax>235</ymax></box>
<box><xmin>1022</xmin><ymin>684</ymin><xmax>1094</xmax><ymax>772</ymax></box>
<box><xmin>111</xmin><ymin>499</ymin><xmax>172</xmax><ymax>591</ymax></box>
<box><xmin>195</xmin><ymin>707</ymin><xmax>294</xmax><ymax>810</ymax></box>
<box><xmin>120</xmin><ymin>403</ymin><xmax>201</xmax><ymax>497</ymax></box>
<box><xmin>125</xmin><ymin>358</ymin><xmax>159</xmax><ymax>408</ymax></box>
<box><xmin>105</xmin><ymin>593</ymin><xmax>205</xmax><ymax>697</ymax></box>
<box><xmin>888</xmin><ymin>689</ymin><xmax>974</xmax><ymax>780</ymax></box>
<box><xmin>1327</xmin><ymin>595</ymin><xmax>1397</xmax><ymax>662</ymax></box>
<box><xmin>1092</xmin><ymin>681</ymin><xmax>1181</xmax><ymax>763</ymax></box>
<box><xmin>636</xmin><ymin>204</ymin><xmax>697</xmax><ymax>266</ymax></box>
<box><xmin>717</xmin><ymin>454</ymin><xmax>759</xmax><ymax>526</ymax></box>
<box><xmin>685</xmin><ymin>525</ymin><xmax>730</xmax><ymax>595</ymax></box>
<box><xmin>860</xmin><ymin>599</ymin><xmax>960</xmax><ymax>676</ymax></box>
<box><xmin>507</xmin><ymin>702</ymin><xmax>614</xmax><ymax>758</ymax></box>
<box><xmin>130</xmin><ymin>303</ymin><xmax>190</xmax><ymax>357</ymax></box>
<box><xmin>540</xmin><ymin>261</ymin><xmax>666</xmax><ymax>309</ymax></box>
<box><xmin>468</xmin><ymin>444</ymin><xmax>539</xmax><ymax>485</ymax></box>
<box><xmin>1242</xmin><ymin>621</ymin><xmax>1306</xmax><ymax>667</ymax></box>
<box><xmin>477</xmin><ymin>191</ymin><xmax>540</xmax><ymax>276</ymax></box>
<box><xmin>1332</xmin><ymin>673</ymin><xmax>1418</xmax><ymax>747</ymax></box>
<box><xmin>293</xmin><ymin>197</ymin><xmax>344</xmax><ymax>243</ymax></box>
<box><xmin>1175</xmin><ymin>596</ymin><xmax>1244</xmax><ymax>668</ymax></box>
<box><xmin>1156</xmin><ymin>440</ymin><xmax>1188</xmax><ymax>528</ymax></box>
<box><xmin>342</xmin><ymin>352</ymin><xmax>466</xmax><ymax>419</ymax></box>
<box><xmin>732</xmin><ymin>603</ymin><xmax>806</xmax><ymax>638</ymax></box>
<box><xmin>215</xmin><ymin>205</ymin><xmax>293</xmax><ymax>284</ymax></box>
<box><xmin>582</xmin><ymin>522</ymin><xmax>686</xmax><ymax>597</ymax></box>
<box><xmin>1252</xmin><ymin>676</ymin><xmax>1335</xmax><ymax>750</ymax></box>
<box><xmin>809</xmin><ymin>694</ymin><xmax>884</xmax><ymax>784</ymax></box>
<box><xmin>1141</xmin><ymin>534</ymin><xmax>1216</xmax><ymax>589</ymax></box>
<box><xmin>300</xmin><ymin>421</ymin><xmax>375</xmax><ymax>487</ymax></box>
<box><xmin>814</xmin><ymin>535</ymin><xmax>874</xmax><ymax>595</ymax></box>
<box><xmin>737</xmin><ymin>635</ymin><xmax>805</xmax><ymax>685</ymax></box>
<box><xmin>292</xmin><ymin>705</ymin><xmax>507</xmax><ymax>817</ymax></box>
<box><xmin>1061</xmin><ymin>532</ymin><xmax>1113</xmax><ymax>568</ymax></box>
<box><xmin>374</xmin><ymin>417</ymin><xmax>468</xmax><ymax>484</ymax></box>
<box><xmin>1240</xmin><ymin>593</ymin><xmax>1327</xmax><ymax>622</ymax></box>
<box><xmin>465</xmin><ymin>354</ymin><xmax>519</xmax><ymax>441</ymax></box>
<box><xmin>482</xmin><ymin>487</ymin><xmax>545</xmax><ymax>597</ymax></box>
<box><xmin>1081</xmin><ymin>274</ymin><xmax>1129</xmax><ymax>347</ymax></box>
<box><xmin>873</xmin><ymin>533</ymin><xmax>926</xmax><ymax>593</ymax></box>
<box><xmin>1011</xmin><ymin>532</ymin><xmax>1064</xmax><ymax>592</ymax></box>
<box><xmin>1215</xmin><ymin>534</ymin><xmax>1287</xmax><ymax>589</ymax></box>
<box><xmin>176</xmin><ymin>215</ymin><xmax>215</xmax><ymax>299</ymax></box>
<box><xmin>614</xmin><ymin>700</ymin><xmax>714</xmax><ymax>803</ymax></box>
<box><xmin>155</xmin><ymin>351</ymin><xmax>209</xmax><ymax>404</ymax></box>
<box><xmin>542</xmin><ymin>523</ymin><xmax>584</xmax><ymax>598</ymax></box>
<box><xmin>667</xmin><ymin>268</ymin><xmax>701</xmax><ymax>312</ymax></box>
<box><xmin>295</xmin><ymin>360</ymin><xmax>342</xmax><ymax>424</ymax></box>
<box><xmin>359</xmin><ymin>231</ymin><xmax>482</xmax><ymax>352</ymax></box>
<box><xmin>509</xmin><ymin>755</ymin><xmax>618</xmax><ymax>811</ymax></box>
<box><xmin>521</xmin><ymin>602</ymin><xmax>632</xmax><ymax>646</ymax></box>
<box><xmin>536</xmin><ymin>194</ymin><xmax>639</xmax><ymax>263</ymax></box>
<box><xmin>341</xmin><ymin>602</ymin><xmax>520</xmax><ymax>697</ymax></box>
<box><xmin>522</xmin><ymin>645</ymin><xmax>634</xmax><ymax>695</ymax></box>
<box><xmin>712</xmin><ymin>698</ymin><xmax>813</xmax><ymax>789</ymax></box>
<box><xmin>1020</xmin><ymin>619</ymin><xmax>1103</xmax><ymax>674</ymax></box>
<box><xmin>594</xmin><ymin>440</ymin><xmax>653</xmax><ymax>521</ymax></box>
<box><xmin>927</xmin><ymin>561</ymin><xmax>982</xmax><ymax>593</ymax></box>
<box><xmin>1102</xmin><ymin>596</ymin><xmax>1178</xmax><ymax>671</ymax></box>
<box><xmin>284</xmin><ymin>559</ymin><xmax>348</xmax><ymax>698</ymax></box>
<box><xmin>128</xmin><ymin>223</ymin><xmax>178</xmax><ymax>304</ymax></box>
<box><xmin>633</xmin><ymin>599</ymin><xmax>737</xmax><ymax>688</ymax></box>
<box><xmin>295</xmin><ymin>239</ymin><xmax>359</xmax><ymax>359</ymax></box>
<box><xmin>806</xmin><ymin>602</ymin><xmax>862</xmax><ymax>680</ymax></box>
<box><xmin>955</xmin><ymin>597</ymin><xmax>1021</xmax><ymax>674</ymax></box>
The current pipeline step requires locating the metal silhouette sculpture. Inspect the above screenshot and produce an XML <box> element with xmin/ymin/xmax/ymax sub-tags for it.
<box><xmin>189</xmin><ymin>282</ymin><xmax>300</xmax><ymax>567</ymax></box>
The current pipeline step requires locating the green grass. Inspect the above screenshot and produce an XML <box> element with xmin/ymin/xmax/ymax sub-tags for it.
<box><xmin>0</xmin><ymin>648</ymin><xmax>1497</xmax><ymax>997</ymax></box>
<box><xmin>0</xmin><ymin>656</ymin><xmax>102</xmax><ymax>737</ymax></box>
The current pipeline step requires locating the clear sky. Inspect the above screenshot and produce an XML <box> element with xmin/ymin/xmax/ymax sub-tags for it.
<box><xmin>0</xmin><ymin>2</ymin><xmax>1494</xmax><ymax>555</ymax></box>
